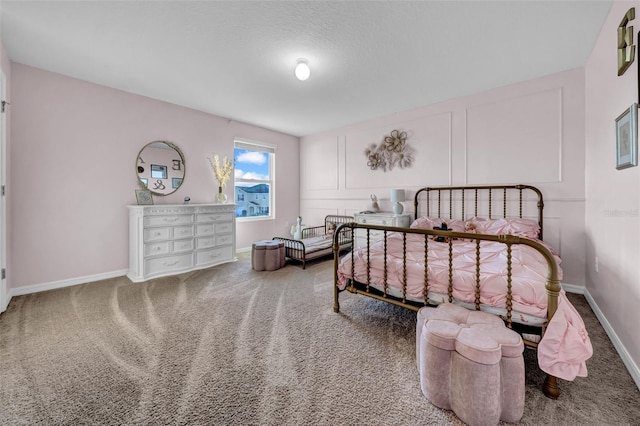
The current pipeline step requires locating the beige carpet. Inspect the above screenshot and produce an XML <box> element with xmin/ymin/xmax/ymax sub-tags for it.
<box><xmin>1</xmin><ymin>253</ymin><xmax>639</xmax><ymax>425</ymax></box>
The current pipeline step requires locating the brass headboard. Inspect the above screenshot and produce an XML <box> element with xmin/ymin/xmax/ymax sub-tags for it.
<box><xmin>413</xmin><ymin>184</ymin><xmax>544</xmax><ymax>240</ymax></box>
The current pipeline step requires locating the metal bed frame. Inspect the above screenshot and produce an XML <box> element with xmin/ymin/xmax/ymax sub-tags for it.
<box><xmin>332</xmin><ymin>184</ymin><xmax>563</xmax><ymax>399</ymax></box>
<box><xmin>273</xmin><ymin>215</ymin><xmax>353</xmax><ymax>269</ymax></box>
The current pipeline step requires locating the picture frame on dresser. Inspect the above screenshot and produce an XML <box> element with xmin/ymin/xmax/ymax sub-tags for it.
<box><xmin>615</xmin><ymin>103</ymin><xmax>638</xmax><ymax>170</ymax></box>
<box><xmin>135</xmin><ymin>189</ymin><xmax>154</xmax><ymax>205</ymax></box>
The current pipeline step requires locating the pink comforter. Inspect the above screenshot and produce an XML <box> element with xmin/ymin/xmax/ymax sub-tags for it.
<box><xmin>337</xmin><ymin>232</ymin><xmax>592</xmax><ymax>381</ymax></box>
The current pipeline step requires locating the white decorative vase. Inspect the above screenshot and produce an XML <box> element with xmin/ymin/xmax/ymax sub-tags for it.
<box><xmin>216</xmin><ymin>187</ymin><xmax>228</xmax><ymax>204</ymax></box>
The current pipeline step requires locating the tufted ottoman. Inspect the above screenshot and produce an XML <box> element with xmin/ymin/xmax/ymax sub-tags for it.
<box><xmin>251</xmin><ymin>240</ymin><xmax>286</xmax><ymax>271</ymax></box>
<box><xmin>416</xmin><ymin>303</ymin><xmax>524</xmax><ymax>426</ymax></box>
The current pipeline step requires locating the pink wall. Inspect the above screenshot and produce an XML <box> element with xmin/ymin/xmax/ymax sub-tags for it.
<box><xmin>585</xmin><ymin>2</ymin><xmax>640</xmax><ymax>383</ymax></box>
<box><xmin>9</xmin><ymin>63</ymin><xmax>299</xmax><ymax>291</ymax></box>
<box><xmin>300</xmin><ymin>68</ymin><xmax>587</xmax><ymax>286</ymax></box>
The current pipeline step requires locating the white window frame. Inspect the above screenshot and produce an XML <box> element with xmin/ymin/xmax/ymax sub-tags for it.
<box><xmin>234</xmin><ymin>139</ymin><xmax>275</xmax><ymax>221</ymax></box>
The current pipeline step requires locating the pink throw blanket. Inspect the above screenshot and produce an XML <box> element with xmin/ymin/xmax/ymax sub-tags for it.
<box><xmin>337</xmin><ymin>232</ymin><xmax>592</xmax><ymax>381</ymax></box>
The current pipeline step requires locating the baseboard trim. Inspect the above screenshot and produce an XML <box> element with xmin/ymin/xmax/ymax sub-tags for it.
<box><xmin>561</xmin><ymin>283</ymin><xmax>585</xmax><ymax>294</ymax></box>
<box><xmin>1</xmin><ymin>288</ymin><xmax>9</xmax><ymax>313</ymax></box>
<box><xmin>583</xmin><ymin>288</ymin><xmax>640</xmax><ymax>391</ymax></box>
<box><xmin>9</xmin><ymin>269</ymin><xmax>129</xmax><ymax>299</ymax></box>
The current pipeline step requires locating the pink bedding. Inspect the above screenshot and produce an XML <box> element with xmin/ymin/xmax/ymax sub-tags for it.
<box><xmin>336</xmin><ymin>231</ymin><xmax>592</xmax><ymax>381</ymax></box>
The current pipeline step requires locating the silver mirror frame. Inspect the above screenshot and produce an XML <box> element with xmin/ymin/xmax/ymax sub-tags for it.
<box><xmin>136</xmin><ymin>140</ymin><xmax>186</xmax><ymax>196</ymax></box>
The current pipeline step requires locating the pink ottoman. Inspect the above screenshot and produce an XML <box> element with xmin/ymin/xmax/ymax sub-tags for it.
<box><xmin>251</xmin><ymin>240</ymin><xmax>285</xmax><ymax>271</ymax></box>
<box><xmin>416</xmin><ymin>303</ymin><xmax>525</xmax><ymax>426</ymax></box>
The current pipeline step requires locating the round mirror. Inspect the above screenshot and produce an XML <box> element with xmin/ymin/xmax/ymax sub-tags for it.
<box><xmin>136</xmin><ymin>141</ymin><xmax>186</xmax><ymax>196</ymax></box>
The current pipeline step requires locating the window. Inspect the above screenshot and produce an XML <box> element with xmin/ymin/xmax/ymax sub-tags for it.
<box><xmin>151</xmin><ymin>164</ymin><xmax>168</xmax><ymax>179</ymax></box>
<box><xmin>234</xmin><ymin>140</ymin><xmax>274</xmax><ymax>219</ymax></box>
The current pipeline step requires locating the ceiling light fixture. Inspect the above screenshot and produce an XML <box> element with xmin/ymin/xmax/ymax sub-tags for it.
<box><xmin>295</xmin><ymin>59</ymin><xmax>310</xmax><ymax>81</ymax></box>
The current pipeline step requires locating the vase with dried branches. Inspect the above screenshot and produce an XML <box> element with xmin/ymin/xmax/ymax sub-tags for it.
<box><xmin>207</xmin><ymin>154</ymin><xmax>233</xmax><ymax>203</ymax></box>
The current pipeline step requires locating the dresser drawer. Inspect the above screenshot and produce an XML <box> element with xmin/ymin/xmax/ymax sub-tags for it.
<box><xmin>216</xmin><ymin>222</ymin><xmax>233</xmax><ymax>233</ymax></box>
<box><xmin>195</xmin><ymin>246</ymin><xmax>233</xmax><ymax>266</ymax></box>
<box><xmin>173</xmin><ymin>225</ymin><xmax>194</xmax><ymax>239</ymax></box>
<box><xmin>356</xmin><ymin>216</ymin><xmax>393</xmax><ymax>226</ymax></box>
<box><xmin>145</xmin><ymin>241</ymin><xmax>170</xmax><ymax>256</ymax></box>
<box><xmin>196</xmin><ymin>223</ymin><xmax>215</xmax><ymax>236</ymax></box>
<box><xmin>216</xmin><ymin>234</ymin><xmax>234</xmax><ymax>246</ymax></box>
<box><xmin>144</xmin><ymin>227</ymin><xmax>171</xmax><ymax>242</ymax></box>
<box><xmin>196</xmin><ymin>236</ymin><xmax>216</xmax><ymax>249</ymax></box>
<box><xmin>144</xmin><ymin>214</ymin><xmax>193</xmax><ymax>227</ymax></box>
<box><xmin>172</xmin><ymin>239</ymin><xmax>194</xmax><ymax>253</ymax></box>
<box><xmin>145</xmin><ymin>253</ymin><xmax>193</xmax><ymax>276</ymax></box>
<box><xmin>196</xmin><ymin>212</ymin><xmax>234</xmax><ymax>223</ymax></box>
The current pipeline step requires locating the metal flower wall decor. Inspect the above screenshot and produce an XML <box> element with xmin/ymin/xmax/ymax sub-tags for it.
<box><xmin>365</xmin><ymin>129</ymin><xmax>415</xmax><ymax>172</ymax></box>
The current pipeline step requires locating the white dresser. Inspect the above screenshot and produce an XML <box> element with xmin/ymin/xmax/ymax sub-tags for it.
<box><xmin>128</xmin><ymin>204</ymin><xmax>236</xmax><ymax>282</ymax></box>
<box><xmin>353</xmin><ymin>212</ymin><xmax>412</xmax><ymax>249</ymax></box>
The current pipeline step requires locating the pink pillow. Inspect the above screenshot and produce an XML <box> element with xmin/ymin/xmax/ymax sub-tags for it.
<box><xmin>410</xmin><ymin>216</ymin><xmax>466</xmax><ymax>232</ymax></box>
<box><xmin>470</xmin><ymin>218</ymin><xmax>539</xmax><ymax>239</ymax></box>
<box><xmin>410</xmin><ymin>216</ymin><xmax>442</xmax><ymax>230</ymax></box>
<box><xmin>445</xmin><ymin>219</ymin><xmax>466</xmax><ymax>233</ymax></box>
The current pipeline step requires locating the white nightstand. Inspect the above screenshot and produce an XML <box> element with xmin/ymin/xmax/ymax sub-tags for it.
<box><xmin>353</xmin><ymin>212</ymin><xmax>412</xmax><ymax>249</ymax></box>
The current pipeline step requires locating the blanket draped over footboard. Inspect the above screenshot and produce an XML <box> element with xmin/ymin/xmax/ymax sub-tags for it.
<box><xmin>332</xmin><ymin>184</ymin><xmax>593</xmax><ymax>399</ymax></box>
<box><xmin>334</xmin><ymin>227</ymin><xmax>592</xmax><ymax>382</ymax></box>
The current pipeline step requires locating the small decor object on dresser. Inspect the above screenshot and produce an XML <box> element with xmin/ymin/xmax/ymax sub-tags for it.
<box><xmin>216</xmin><ymin>186</ymin><xmax>228</xmax><ymax>204</ymax></box>
<box><xmin>135</xmin><ymin>189</ymin><xmax>153</xmax><ymax>205</ymax></box>
<box><xmin>369</xmin><ymin>194</ymin><xmax>380</xmax><ymax>212</ymax></box>
<box><xmin>390</xmin><ymin>189</ymin><xmax>405</xmax><ymax>214</ymax></box>
<box><xmin>208</xmin><ymin>153</ymin><xmax>233</xmax><ymax>203</ymax></box>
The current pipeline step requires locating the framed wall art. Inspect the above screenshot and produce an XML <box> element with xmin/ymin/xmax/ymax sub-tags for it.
<box><xmin>615</xmin><ymin>103</ymin><xmax>638</xmax><ymax>170</ymax></box>
<box><xmin>135</xmin><ymin>189</ymin><xmax>154</xmax><ymax>205</ymax></box>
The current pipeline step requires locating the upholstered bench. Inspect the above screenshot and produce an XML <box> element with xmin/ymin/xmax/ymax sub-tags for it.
<box><xmin>416</xmin><ymin>303</ymin><xmax>525</xmax><ymax>426</ymax></box>
<box><xmin>251</xmin><ymin>240</ymin><xmax>285</xmax><ymax>271</ymax></box>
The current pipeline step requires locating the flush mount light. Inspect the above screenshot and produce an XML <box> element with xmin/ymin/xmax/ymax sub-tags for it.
<box><xmin>294</xmin><ymin>59</ymin><xmax>310</xmax><ymax>81</ymax></box>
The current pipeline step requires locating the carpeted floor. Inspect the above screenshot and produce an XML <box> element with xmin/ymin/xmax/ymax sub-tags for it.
<box><xmin>0</xmin><ymin>253</ymin><xmax>639</xmax><ymax>425</ymax></box>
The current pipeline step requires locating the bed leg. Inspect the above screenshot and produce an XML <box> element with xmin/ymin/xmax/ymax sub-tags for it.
<box><xmin>543</xmin><ymin>374</ymin><xmax>560</xmax><ymax>399</ymax></box>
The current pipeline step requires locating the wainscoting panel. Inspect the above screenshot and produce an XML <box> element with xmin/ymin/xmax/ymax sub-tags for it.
<box><xmin>302</xmin><ymin>136</ymin><xmax>339</xmax><ymax>191</ymax></box>
<box><xmin>466</xmin><ymin>89</ymin><xmax>562</xmax><ymax>184</ymax></box>
<box><xmin>344</xmin><ymin>113</ymin><xmax>452</xmax><ymax>189</ymax></box>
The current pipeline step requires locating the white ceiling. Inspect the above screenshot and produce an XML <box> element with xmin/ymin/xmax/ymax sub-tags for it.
<box><xmin>0</xmin><ymin>0</ymin><xmax>612</xmax><ymax>137</ymax></box>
